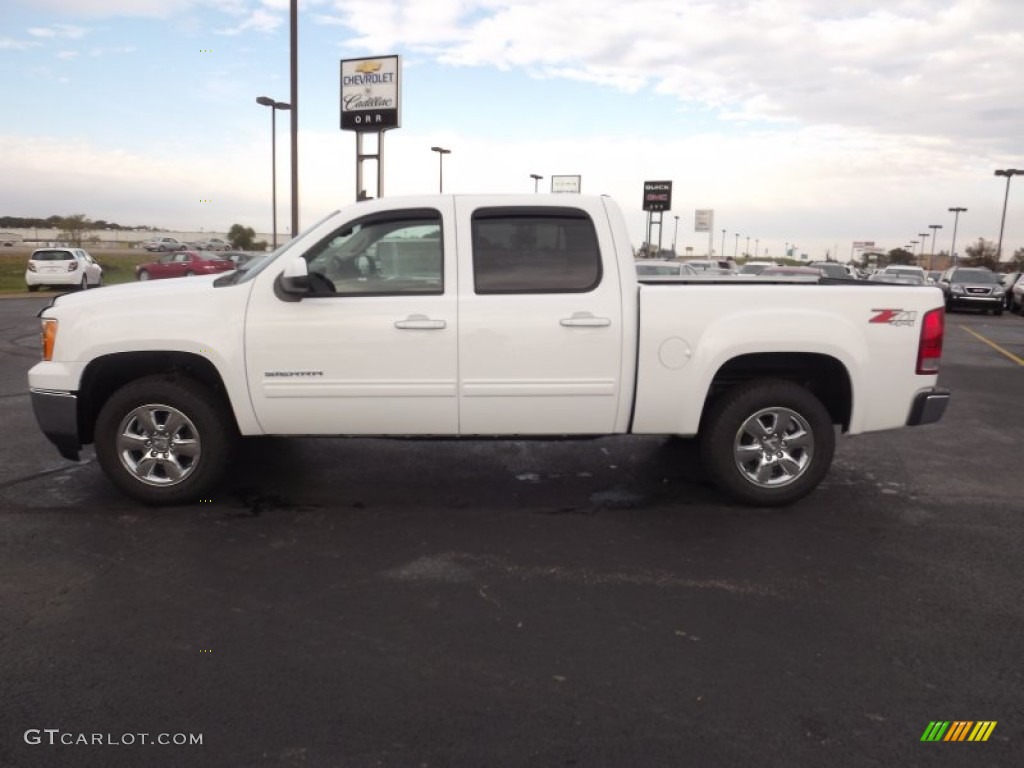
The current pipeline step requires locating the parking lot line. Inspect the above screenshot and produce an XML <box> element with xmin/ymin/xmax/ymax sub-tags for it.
<box><xmin>959</xmin><ymin>325</ymin><xmax>1024</xmax><ymax>366</ymax></box>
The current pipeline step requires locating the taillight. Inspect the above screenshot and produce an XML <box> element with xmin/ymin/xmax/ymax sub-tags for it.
<box><xmin>917</xmin><ymin>307</ymin><xmax>944</xmax><ymax>374</ymax></box>
<box><xmin>41</xmin><ymin>319</ymin><xmax>58</xmax><ymax>361</ymax></box>
<box><xmin>67</xmin><ymin>260</ymin><xmax>79</xmax><ymax>272</ymax></box>
<box><xmin>28</xmin><ymin>262</ymin><xmax>36</xmax><ymax>272</ymax></box>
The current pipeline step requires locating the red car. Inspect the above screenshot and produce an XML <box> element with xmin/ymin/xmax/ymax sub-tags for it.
<box><xmin>135</xmin><ymin>250</ymin><xmax>236</xmax><ymax>281</ymax></box>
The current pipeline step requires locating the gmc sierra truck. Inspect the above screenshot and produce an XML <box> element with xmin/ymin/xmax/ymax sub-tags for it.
<box><xmin>28</xmin><ymin>194</ymin><xmax>950</xmax><ymax>506</ymax></box>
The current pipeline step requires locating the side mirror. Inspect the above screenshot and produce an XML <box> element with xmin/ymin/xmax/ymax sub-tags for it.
<box><xmin>276</xmin><ymin>258</ymin><xmax>310</xmax><ymax>300</ymax></box>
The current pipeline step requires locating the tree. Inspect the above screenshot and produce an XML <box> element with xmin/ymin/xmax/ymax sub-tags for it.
<box><xmin>59</xmin><ymin>214</ymin><xmax>92</xmax><ymax>246</ymax></box>
<box><xmin>1010</xmin><ymin>247</ymin><xmax>1024</xmax><ymax>271</ymax></box>
<box><xmin>228</xmin><ymin>223</ymin><xmax>256</xmax><ymax>250</ymax></box>
<box><xmin>963</xmin><ymin>238</ymin><xmax>998</xmax><ymax>270</ymax></box>
<box><xmin>885</xmin><ymin>247</ymin><xmax>915</xmax><ymax>267</ymax></box>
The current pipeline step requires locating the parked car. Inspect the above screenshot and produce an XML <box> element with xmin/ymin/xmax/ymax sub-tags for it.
<box><xmin>135</xmin><ymin>250</ymin><xmax>236</xmax><ymax>281</ymax></box>
<box><xmin>683</xmin><ymin>258</ymin><xmax>738</xmax><ymax>273</ymax></box>
<box><xmin>1010</xmin><ymin>274</ymin><xmax>1024</xmax><ymax>314</ymax></box>
<box><xmin>809</xmin><ymin>261</ymin><xmax>856</xmax><ymax>279</ymax></box>
<box><xmin>738</xmin><ymin>260</ymin><xmax>778</xmax><ymax>275</ymax></box>
<box><xmin>25</xmin><ymin>247</ymin><xmax>103</xmax><ymax>291</ymax></box>
<box><xmin>634</xmin><ymin>259</ymin><xmax>698</xmax><ymax>276</ymax></box>
<box><xmin>758</xmin><ymin>266</ymin><xmax>825</xmax><ymax>278</ymax></box>
<box><xmin>937</xmin><ymin>267</ymin><xmax>1004</xmax><ymax>314</ymax></box>
<box><xmin>873</xmin><ymin>272</ymin><xmax>928</xmax><ymax>286</ymax></box>
<box><xmin>999</xmin><ymin>272</ymin><xmax>1021</xmax><ymax>309</ymax></box>
<box><xmin>192</xmin><ymin>237</ymin><xmax>232</xmax><ymax>251</ymax></box>
<box><xmin>142</xmin><ymin>237</ymin><xmax>187</xmax><ymax>252</ymax></box>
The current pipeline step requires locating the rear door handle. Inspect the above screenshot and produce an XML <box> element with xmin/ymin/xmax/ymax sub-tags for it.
<box><xmin>395</xmin><ymin>314</ymin><xmax>447</xmax><ymax>330</ymax></box>
<box><xmin>560</xmin><ymin>311</ymin><xmax>611</xmax><ymax>327</ymax></box>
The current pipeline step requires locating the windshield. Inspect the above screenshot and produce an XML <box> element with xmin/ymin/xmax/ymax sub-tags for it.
<box><xmin>951</xmin><ymin>269</ymin><xmax>998</xmax><ymax>285</ymax></box>
<box><xmin>214</xmin><ymin>210</ymin><xmax>340</xmax><ymax>287</ymax></box>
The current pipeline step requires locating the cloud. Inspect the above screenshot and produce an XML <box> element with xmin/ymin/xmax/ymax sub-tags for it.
<box><xmin>217</xmin><ymin>8</ymin><xmax>283</xmax><ymax>35</ymax></box>
<box><xmin>320</xmin><ymin>0</ymin><xmax>1024</xmax><ymax>149</ymax></box>
<box><xmin>28</xmin><ymin>24</ymin><xmax>90</xmax><ymax>39</ymax></box>
<box><xmin>0</xmin><ymin>38</ymin><xmax>42</xmax><ymax>50</ymax></box>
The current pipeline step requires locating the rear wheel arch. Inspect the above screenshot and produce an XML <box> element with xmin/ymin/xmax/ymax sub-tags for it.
<box><xmin>700</xmin><ymin>352</ymin><xmax>853</xmax><ymax>433</ymax></box>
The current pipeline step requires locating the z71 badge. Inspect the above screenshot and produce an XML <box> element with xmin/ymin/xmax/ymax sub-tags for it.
<box><xmin>870</xmin><ymin>309</ymin><xmax>918</xmax><ymax>326</ymax></box>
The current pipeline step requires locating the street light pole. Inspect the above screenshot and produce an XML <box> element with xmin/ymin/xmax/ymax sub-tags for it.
<box><xmin>720</xmin><ymin>228</ymin><xmax>726</xmax><ymax>259</ymax></box>
<box><xmin>256</xmin><ymin>96</ymin><xmax>292</xmax><ymax>248</ymax></box>
<box><xmin>734</xmin><ymin>233</ymin><xmax>739</xmax><ymax>259</ymax></box>
<box><xmin>918</xmin><ymin>233</ymin><xmax>929</xmax><ymax>262</ymax></box>
<box><xmin>928</xmin><ymin>224</ymin><xmax>942</xmax><ymax>269</ymax></box>
<box><xmin>948</xmin><ymin>207</ymin><xmax>967</xmax><ymax>266</ymax></box>
<box><xmin>755</xmin><ymin>238</ymin><xmax>759</xmax><ymax>258</ymax></box>
<box><xmin>530</xmin><ymin>173</ymin><xmax>543</xmax><ymax>193</ymax></box>
<box><xmin>672</xmin><ymin>215</ymin><xmax>679</xmax><ymax>256</ymax></box>
<box><xmin>994</xmin><ymin>169</ymin><xmax>1022</xmax><ymax>262</ymax></box>
<box><xmin>745</xmin><ymin>235</ymin><xmax>750</xmax><ymax>258</ymax></box>
<box><xmin>431</xmin><ymin>146</ymin><xmax>451</xmax><ymax>193</ymax></box>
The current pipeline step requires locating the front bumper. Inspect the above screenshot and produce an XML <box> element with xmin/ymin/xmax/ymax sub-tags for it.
<box><xmin>30</xmin><ymin>389</ymin><xmax>81</xmax><ymax>460</ymax></box>
<box><xmin>946</xmin><ymin>293</ymin><xmax>1002</xmax><ymax>310</ymax></box>
<box><xmin>906</xmin><ymin>388</ymin><xmax>951</xmax><ymax>426</ymax></box>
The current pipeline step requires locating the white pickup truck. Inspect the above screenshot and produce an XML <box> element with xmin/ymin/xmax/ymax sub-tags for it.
<box><xmin>28</xmin><ymin>195</ymin><xmax>950</xmax><ymax>507</ymax></box>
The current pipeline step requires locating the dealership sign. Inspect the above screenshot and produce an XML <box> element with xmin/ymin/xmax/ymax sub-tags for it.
<box><xmin>642</xmin><ymin>181</ymin><xmax>672</xmax><ymax>212</ymax></box>
<box><xmin>695</xmin><ymin>209</ymin><xmax>714</xmax><ymax>232</ymax></box>
<box><xmin>340</xmin><ymin>56</ymin><xmax>401</xmax><ymax>132</ymax></box>
<box><xmin>551</xmin><ymin>175</ymin><xmax>581</xmax><ymax>193</ymax></box>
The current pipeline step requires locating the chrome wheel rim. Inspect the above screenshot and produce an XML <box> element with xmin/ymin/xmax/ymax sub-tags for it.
<box><xmin>116</xmin><ymin>403</ymin><xmax>201</xmax><ymax>486</ymax></box>
<box><xmin>733</xmin><ymin>407</ymin><xmax>814</xmax><ymax>488</ymax></box>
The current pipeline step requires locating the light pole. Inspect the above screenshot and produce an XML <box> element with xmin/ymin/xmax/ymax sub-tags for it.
<box><xmin>755</xmin><ymin>238</ymin><xmax>759</xmax><ymax>258</ymax></box>
<box><xmin>909</xmin><ymin>241</ymin><xmax>918</xmax><ymax>261</ymax></box>
<box><xmin>672</xmin><ymin>215</ymin><xmax>679</xmax><ymax>256</ymax></box>
<box><xmin>994</xmin><ymin>169</ymin><xmax>1022</xmax><ymax>262</ymax></box>
<box><xmin>256</xmin><ymin>96</ymin><xmax>292</xmax><ymax>248</ymax></box>
<box><xmin>734</xmin><ymin>233</ymin><xmax>739</xmax><ymax>259</ymax></box>
<box><xmin>948</xmin><ymin>207</ymin><xmax>967</xmax><ymax>266</ymax></box>
<box><xmin>431</xmin><ymin>146</ymin><xmax>451</xmax><ymax>193</ymax></box>
<box><xmin>720</xmin><ymin>228</ymin><xmax>726</xmax><ymax>259</ymax></box>
<box><xmin>530</xmin><ymin>173</ymin><xmax>543</xmax><ymax>193</ymax></box>
<box><xmin>928</xmin><ymin>224</ymin><xmax>942</xmax><ymax>269</ymax></box>
<box><xmin>745</xmin><ymin>235</ymin><xmax>750</xmax><ymax>258</ymax></box>
<box><xmin>918</xmin><ymin>233</ymin><xmax>930</xmax><ymax>263</ymax></box>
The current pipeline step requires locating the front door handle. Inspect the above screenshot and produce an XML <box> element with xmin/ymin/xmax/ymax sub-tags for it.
<box><xmin>395</xmin><ymin>314</ymin><xmax>447</xmax><ymax>330</ymax></box>
<box><xmin>560</xmin><ymin>311</ymin><xmax>611</xmax><ymax>328</ymax></box>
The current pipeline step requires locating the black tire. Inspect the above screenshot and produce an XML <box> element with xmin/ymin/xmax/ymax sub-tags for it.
<box><xmin>158</xmin><ymin>245</ymin><xmax>166</xmax><ymax>252</ymax></box>
<box><xmin>185</xmin><ymin>270</ymin><xmax>195</xmax><ymax>277</ymax></box>
<box><xmin>94</xmin><ymin>375</ymin><xmax>235</xmax><ymax>505</ymax></box>
<box><xmin>27</xmin><ymin>285</ymin><xmax>40</xmax><ymax>292</ymax></box>
<box><xmin>700</xmin><ymin>379</ymin><xmax>835</xmax><ymax>507</ymax></box>
<box><xmin>138</xmin><ymin>270</ymin><xmax>149</xmax><ymax>281</ymax></box>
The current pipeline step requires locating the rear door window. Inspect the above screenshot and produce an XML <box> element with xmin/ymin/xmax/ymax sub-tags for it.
<box><xmin>471</xmin><ymin>209</ymin><xmax>601</xmax><ymax>294</ymax></box>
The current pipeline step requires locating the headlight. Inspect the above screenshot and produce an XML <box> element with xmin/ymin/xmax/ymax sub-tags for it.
<box><xmin>41</xmin><ymin>318</ymin><xmax>58</xmax><ymax>361</ymax></box>
<box><xmin>994</xmin><ymin>288</ymin><xmax>1005</xmax><ymax>296</ymax></box>
<box><xmin>951</xmin><ymin>285</ymin><xmax>965</xmax><ymax>294</ymax></box>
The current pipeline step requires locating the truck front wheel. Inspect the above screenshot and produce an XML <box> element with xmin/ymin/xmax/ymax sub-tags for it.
<box><xmin>700</xmin><ymin>379</ymin><xmax>835</xmax><ymax>507</ymax></box>
<box><xmin>94</xmin><ymin>375</ymin><xmax>234</xmax><ymax>505</ymax></box>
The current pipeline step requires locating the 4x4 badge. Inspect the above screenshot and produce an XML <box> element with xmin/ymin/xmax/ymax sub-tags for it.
<box><xmin>870</xmin><ymin>309</ymin><xmax>918</xmax><ymax>326</ymax></box>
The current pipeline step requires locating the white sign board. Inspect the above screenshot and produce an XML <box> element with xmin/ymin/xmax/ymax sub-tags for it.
<box><xmin>340</xmin><ymin>55</ymin><xmax>401</xmax><ymax>132</ymax></box>
<box><xmin>695</xmin><ymin>209</ymin><xmax>714</xmax><ymax>233</ymax></box>
<box><xmin>550</xmin><ymin>175</ymin><xmax>581</xmax><ymax>193</ymax></box>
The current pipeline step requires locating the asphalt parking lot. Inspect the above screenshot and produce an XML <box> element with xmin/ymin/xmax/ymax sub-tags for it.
<box><xmin>1</xmin><ymin>295</ymin><xmax>1022</xmax><ymax>767</ymax></box>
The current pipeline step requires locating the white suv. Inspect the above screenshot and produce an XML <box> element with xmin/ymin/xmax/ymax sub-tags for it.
<box><xmin>25</xmin><ymin>248</ymin><xmax>103</xmax><ymax>291</ymax></box>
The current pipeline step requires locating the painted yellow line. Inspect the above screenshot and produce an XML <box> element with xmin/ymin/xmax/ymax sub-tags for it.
<box><xmin>959</xmin><ymin>325</ymin><xmax>1024</xmax><ymax>366</ymax></box>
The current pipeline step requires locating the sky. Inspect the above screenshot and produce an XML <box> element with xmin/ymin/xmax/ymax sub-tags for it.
<box><xmin>1</xmin><ymin>0</ymin><xmax>1023</xmax><ymax>262</ymax></box>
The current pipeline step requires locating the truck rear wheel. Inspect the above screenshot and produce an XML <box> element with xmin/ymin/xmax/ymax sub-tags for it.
<box><xmin>700</xmin><ymin>379</ymin><xmax>835</xmax><ymax>506</ymax></box>
<box><xmin>94</xmin><ymin>375</ymin><xmax>234</xmax><ymax>505</ymax></box>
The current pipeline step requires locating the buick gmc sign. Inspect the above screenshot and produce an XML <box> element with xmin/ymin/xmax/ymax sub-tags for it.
<box><xmin>642</xmin><ymin>181</ymin><xmax>672</xmax><ymax>212</ymax></box>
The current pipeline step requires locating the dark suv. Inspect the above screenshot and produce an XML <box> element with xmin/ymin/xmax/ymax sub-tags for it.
<box><xmin>937</xmin><ymin>267</ymin><xmax>1005</xmax><ymax>315</ymax></box>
